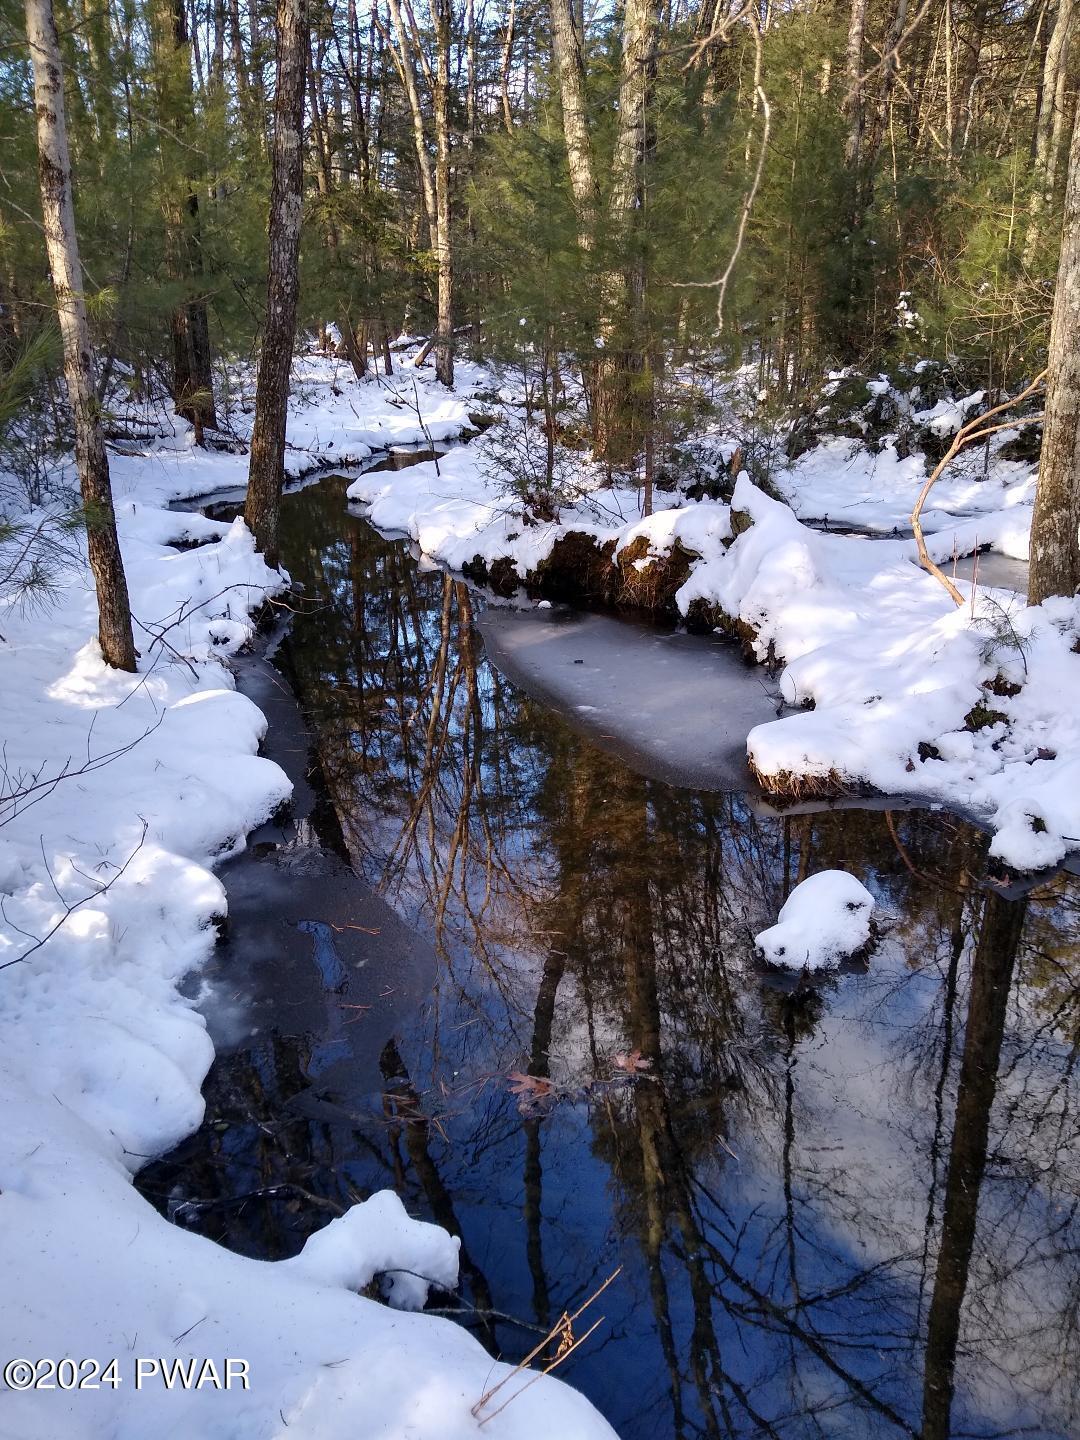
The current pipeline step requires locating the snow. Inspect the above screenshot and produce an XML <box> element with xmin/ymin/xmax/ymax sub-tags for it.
<box><xmin>345</xmin><ymin>386</ymin><xmax>1080</xmax><ymax>873</ymax></box>
<box><xmin>685</xmin><ymin>477</ymin><xmax>1080</xmax><ymax>871</ymax></box>
<box><xmin>775</xmin><ymin>432</ymin><xmax>1037</xmax><ymax>540</ymax></box>
<box><xmin>755</xmin><ymin>870</ymin><xmax>876</xmax><ymax>971</ymax></box>
<box><xmin>0</xmin><ymin>351</ymin><xmax>616</xmax><ymax>1440</ymax></box>
<box><xmin>104</xmin><ymin>351</ymin><xmax>489</xmax><ymax>511</ymax></box>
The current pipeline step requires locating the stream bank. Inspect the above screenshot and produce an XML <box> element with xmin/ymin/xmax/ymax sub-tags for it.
<box><xmin>138</xmin><ymin>463</ymin><xmax>1080</xmax><ymax>1440</ymax></box>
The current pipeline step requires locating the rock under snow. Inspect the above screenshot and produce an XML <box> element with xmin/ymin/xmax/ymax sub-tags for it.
<box><xmin>755</xmin><ymin>871</ymin><xmax>876</xmax><ymax>972</ymax></box>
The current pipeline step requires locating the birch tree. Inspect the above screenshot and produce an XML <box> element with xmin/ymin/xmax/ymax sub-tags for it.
<box><xmin>244</xmin><ymin>0</ymin><xmax>307</xmax><ymax>568</ymax></box>
<box><xmin>24</xmin><ymin>0</ymin><xmax>137</xmax><ymax>671</ymax></box>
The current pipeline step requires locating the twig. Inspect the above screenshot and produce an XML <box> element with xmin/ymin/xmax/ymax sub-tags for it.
<box><xmin>0</xmin><ymin>819</ymin><xmax>149</xmax><ymax>972</ymax></box>
<box><xmin>910</xmin><ymin>373</ymin><xmax>1046</xmax><ymax>605</ymax></box>
<box><xmin>671</xmin><ymin>21</ymin><xmax>769</xmax><ymax>332</ymax></box>
<box><xmin>471</xmin><ymin>1267</ymin><xmax>621</xmax><ymax>1422</ymax></box>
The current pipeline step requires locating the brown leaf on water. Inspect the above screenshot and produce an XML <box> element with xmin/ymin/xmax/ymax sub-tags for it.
<box><xmin>507</xmin><ymin>1071</ymin><xmax>555</xmax><ymax>1098</ymax></box>
<box><xmin>611</xmin><ymin>1049</ymin><xmax>652</xmax><ymax>1073</ymax></box>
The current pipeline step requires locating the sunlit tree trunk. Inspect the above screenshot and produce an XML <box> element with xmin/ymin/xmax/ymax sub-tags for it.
<box><xmin>548</xmin><ymin>0</ymin><xmax>599</xmax><ymax>243</ymax></box>
<box><xmin>500</xmin><ymin>0</ymin><xmax>516</xmax><ymax>133</ymax></box>
<box><xmin>842</xmin><ymin>0</ymin><xmax>868</xmax><ymax>168</ymax></box>
<box><xmin>433</xmin><ymin>0</ymin><xmax>454</xmax><ymax>387</ymax></box>
<box><xmin>384</xmin><ymin>0</ymin><xmax>437</xmax><ymax>239</ymax></box>
<box><xmin>307</xmin><ymin>37</ymin><xmax>366</xmax><ymax>378</ymax></box>
<box><xmin>244</xmin><ymin>0</ymin><xmax>307</xmax><ymax>568</ymax></box>
<box><xmin>593</xmin><ymin>0</ymin><xmax>660</xmax><ymax>468</ymax></box>
<box><xmin>25</xmin><ymin>0</ymin><xmax>137</xmax><ymax>671</ymax></box>
<box><xmin>1029</xmin><ymin>97</ymin><xmax>1080</xmax><ymax>602</ymax></box>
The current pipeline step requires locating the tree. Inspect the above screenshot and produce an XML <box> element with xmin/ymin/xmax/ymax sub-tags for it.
<box><xmin>1029</xmin><ymin>97</ymin><xmax>1080</xmax><ymax>603</ymax></box>
<box><xmin>549</xmin><ymin>0</ymin><xmax>599</xmax><ymax>245</ymax></box>
<box><xmin>24</xmin><ymin>0</ymin><xmax>137</xmax><ymax>672</ymax></box>
<box><xmin>381</xmin><ymin>0</ymin><xmax>455</xmax><ymax>386</ymax></box>
<box><xmin>432</xmin><ymin>0</ymin><xmax>454</xmax><ymax>387</ymax></box>
<box><xmin>243</xmin><ymin>0</ymin><xmax>308</xmax><ymax>568</ymax></box>
<box><xmin>150</xmin><ymin>0</ymin><xmax>219</xmax><ymax>439</ymax></box>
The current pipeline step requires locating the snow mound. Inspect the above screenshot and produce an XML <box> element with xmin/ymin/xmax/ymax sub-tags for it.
<box><xmin>755</xmin><ymin>871</ymin><xmax>876</xmax><ymax>972</ymax></box>
<box><xmin>285</xmin><ymin>1190</ymin><xmax>460</xmax><ymax>1311</ymax></box>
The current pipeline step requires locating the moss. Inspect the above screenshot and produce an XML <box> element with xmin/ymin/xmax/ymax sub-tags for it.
<box><xmin>532</xmin><ymin>531</ymin><xmax>618</xmax><ymax>606</ymax></box>
<box><xmin>690</xmin><ymin>600</ymin><xmax>765</xmax><ymax>661</ymax></box>
<box><xmin>729</xmin><ymin>505</ymin><xmax>755</xmax><ymax>538</ymax></box>
<box><xmin>987</xmin><ymin>673</ymin><xmax>1021</xmax><ymax>698</ymax></box>
<box><xmin>965</xmin><ymin>700</ymin><xmax>1008</xmax><ymax>731</ymax></box>
<box><xmin>682</xmin><ymin>596</ymin><xmax>725</xmax><ymax>634</ymax></box>
<box><xmin>612</xmin><ymin>536</ymin><xmax>694</xmax><ymax>613</ymax></box>
<box><xmin>461</xmin><ymin>553</ymin><xmax>519</xmax><ymax>598</ymax></box>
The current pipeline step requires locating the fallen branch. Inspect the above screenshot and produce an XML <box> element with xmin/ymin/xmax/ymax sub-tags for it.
<box><xmin>910</xmin><ymin>371</ymin><xmax>1046</xmax><ymax>606</ymax></box>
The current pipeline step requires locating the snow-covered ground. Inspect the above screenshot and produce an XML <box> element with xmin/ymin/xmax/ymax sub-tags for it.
<box><xmin>347</xmin><ymin>368</ymin><xmax>1080</xmax><ymax>873</ymax></box>
<box><xmin>0</xmin><ymin>353</ymin><xmax>616</xmax><ymax>1439</ymax></box>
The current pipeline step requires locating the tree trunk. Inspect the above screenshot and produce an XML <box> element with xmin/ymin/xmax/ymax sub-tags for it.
<box><xmin>384</xmin><ymin>0</ymin><xmax>438</xmax><ymax>241</ymax></box>
<box><xmin>1025</xmin><ymin>0</ymin><xmax>1076</xmax><ymax>261</ymax></box>
<box><xmin>593</xmin><ymin>0</ymin><xmax>660</xmax><ymax>468</ymax></box>
<box><xmin>920</xmin><ymin>891</ymin><xmax>1026</xmax><ymax>1440</ymax></box>
<box><xmin>151</xmin><ymin>0</ymin><xmax>217</xmax><ymax>439</ymax></box>
<box><xmin>244</xmin><ymin>0</ymin><xmax>307</xmax><ymax>569</ymax></box>
<box><xmin>548</xmin><ymin>0</ymin><xmax>599</xmax><ymax>244</ymax></box>
<box><xmin>842</xmin><ymin>0</ymin><xmax>868</xmax><ymax>169</ymax></box>
<box><xmin>25</xmin><ymin>0</ymin><xmax>137</xmax><ymax>671</ymax></box>
<box><xmin>433</xmin><ymin>0</ymin><xmax>454</xmax><ymax>387</ymax></box>
<box><xmin>307</xmin><ymin>44</ymin><xmax>367</xmax><ymax>379</ymax></box>
<box><xmin>500</xmin><ymin>0</ymin><xmax>516</xmax><ymax>133</ymax></box>
<box><xmin>1029</xmin><ymin>98</ymin><xmax>1080</xmax><ymax>602</ymax></box>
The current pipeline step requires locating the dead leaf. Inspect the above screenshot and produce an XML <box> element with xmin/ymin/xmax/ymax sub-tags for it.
<box><xmin>611</xmin><ymin>1050</ymin><xmax>652</xmax><ymax>1073</ymax></box>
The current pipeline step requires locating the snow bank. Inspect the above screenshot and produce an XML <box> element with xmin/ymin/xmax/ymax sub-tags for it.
<box><xmin>104</xmin><ymin>351</ymin><xmax>489</xmax><ymax>510</ymax></box>
<box><xmin>346</xmin><ymin>432</ymin><xmax>729</xmax><ymax>587</ymax></box>
<box><xmin>347</xmin><ymin>416</ymin><xmax>1080</xmax><ymax>873</ymax></box>
<box><xmin>772</xmin><ymin>371</ymin><xmax>1038</xmax><ymax>558</ymax></box>
<box><xmin>2</xmin><ymin>1073</ymin><xmax>612</xmax><ymax>1440</ymax></box>
<box><xmin>1</xmin><ymin>357</ymin><xmax>616</xmax><ymax>1439</ymax></box>
<box><xmin>755</xmin><ymin>871</ymin><xmax>876</xmax><ymax>971</ymax></box>
<box><xmin>692</xmin><ymin>477</ymin><xmax>1080</xmax><ymax>871</ymax></box>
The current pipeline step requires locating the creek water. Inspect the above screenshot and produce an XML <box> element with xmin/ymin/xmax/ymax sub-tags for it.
<box><xmin>140</xmin><ymin>463</ymin><xmax>1080</xmax><ymax>1440</ymax></box>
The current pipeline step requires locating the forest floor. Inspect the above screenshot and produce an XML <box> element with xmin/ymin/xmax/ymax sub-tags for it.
<box><xmin>0</xmin><ymin>351</ymin><xmax>615</xmax><ymax>1440</ymax></box>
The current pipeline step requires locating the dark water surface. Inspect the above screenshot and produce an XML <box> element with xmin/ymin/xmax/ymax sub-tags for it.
<box><xmin>141</xmin><ymin>468</ymin><xmax>1080</xmax><ymax>1440</ymax></box>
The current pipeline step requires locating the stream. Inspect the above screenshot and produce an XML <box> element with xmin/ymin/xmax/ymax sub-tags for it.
<box><xmin>139</xmin><ymin>462</ymin><xmax>1080</xmax><ymax>1440</ymax></box>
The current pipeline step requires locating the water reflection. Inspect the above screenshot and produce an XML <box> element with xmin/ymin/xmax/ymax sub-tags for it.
<box><xmin>140</xmin><ymin>474</ymin><xmax>1080</xmax><ymax>1439</ymax></box>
